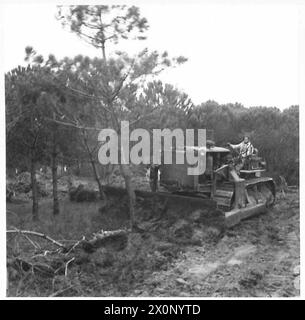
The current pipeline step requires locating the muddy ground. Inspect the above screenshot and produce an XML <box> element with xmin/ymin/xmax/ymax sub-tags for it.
<box><xmin>138</xmin><ymin>190</ymin><xmax>300</xmax><ymax>297</ymax></box>
<box><xmin>6</xmin><ymin>174</ymin><xmax>299</xmax><ymax>297</ymax></box>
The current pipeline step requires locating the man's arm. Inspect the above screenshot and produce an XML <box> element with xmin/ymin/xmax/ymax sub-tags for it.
<box><xmin>228</xmin><ymin>142</ymin><xmax>242</xmax><ymax>150</ymax></box>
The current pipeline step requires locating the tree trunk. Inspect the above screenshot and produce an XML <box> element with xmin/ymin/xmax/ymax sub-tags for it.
<box><xmin>51</xmin><ymin>149</ymin><xmax>60</xmax><ymax>216</ymax></box>
<box><xmin>82</xmin><ymin>133</ymin><xmax>106</xmax><ymax>201</ymax></box>
<box><xmin>101</xmin><ymin>42</ymin><xmax>107</xmax><ymax>62</ymax></box>
<box><xmin>100</xmin><ymin>44</ymin><xmax>136</xmax><ymax>229</ymax></box>
<box><xmin>89</xmin><ymin>154</ymin><xmax>106</xmax><ymax>201</ymax></box>
<box><xmin>51</xmin><ymin>113</ymin><xmax>60</xmax><ymax>216</ymax></box>
<box><xmin>110</xmin><ymin>112</ymin><xmax>136</xmax><ymax>230</ymax></box>
<box><xmin>30</xmin><ymin>156</ymin><xmax>39</xmax><ymax>221</ymax></box>
<box><xmin>119</xmin><ymin>164</ymin><xmax>136</xmax><ymax>230</ymax></box>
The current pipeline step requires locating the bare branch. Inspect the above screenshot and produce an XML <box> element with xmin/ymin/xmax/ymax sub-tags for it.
<box><xmin>49</xmin><ymin>285</ymin><xmax>75</xmax><ymax>297</ymax></box>
<box><xmin>64</xmin><ymin>257</ymin><xmax>75</xmax><ymax>277</ymax></box>
<box><xmin>7</xmin><ymin>229</ymin><xmax>66</xmax><ymax>250</ymax></box>
<box><xmin>44</xmin><ymin>117</ymin><xmax>103</xmax><ymax>131</ymax></box>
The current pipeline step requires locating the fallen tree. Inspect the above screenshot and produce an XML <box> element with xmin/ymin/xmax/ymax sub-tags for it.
<box><xmin>7</xmin><ymin>227</ymin><xmax>129</xmax><ymax>280</ymax></box>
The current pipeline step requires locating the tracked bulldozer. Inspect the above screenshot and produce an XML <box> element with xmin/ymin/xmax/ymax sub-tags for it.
<box><xmin>147</xmin><ymin>141</ymin><xmax>276</xmax><ymax>228</ymax></box>
<box><xmin>102</xmin><ymin>141</ymin><xmax>275</xmax><ymax>230</ymax></box>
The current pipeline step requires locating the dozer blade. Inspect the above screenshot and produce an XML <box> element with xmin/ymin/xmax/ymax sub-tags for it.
<box><xmin>225</xmin><ymin>177</ymin><xmax>276</xmax><ymax>227</ymax></box>
<box><xmin>225</xmin><ymin>203</ymin><xmax>267</xmax><ymax>228</ymax></box>
<box><xmin>102</xmin><ymin>178</ymin><xmax>275</xmax><ymax>230</ymax></box>
<box><xmin>103</xmin><ymin>186</ymin><xmax>226</xmax><ymax>230</ymax></box>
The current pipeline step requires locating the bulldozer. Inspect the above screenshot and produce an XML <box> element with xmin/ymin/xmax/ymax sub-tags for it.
<box><xmin>150</xmin><ymin>140</ymin><xmax>276</xmax><ymax>228</ymax></box>
<box><xmin>102</xmin><ymin>139</ymin><xmax>275</xmax><ymax>230</ymax></box>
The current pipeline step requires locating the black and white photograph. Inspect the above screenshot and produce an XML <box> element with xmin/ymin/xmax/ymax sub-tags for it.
<box><xmin>2</xmin><ymin>0</ymin><xmax>302</xmax><ymax>300</ymax></box>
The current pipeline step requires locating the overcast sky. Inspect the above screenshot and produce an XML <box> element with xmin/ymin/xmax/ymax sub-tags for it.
<box><xmin>1</xmin><ymin>2</ymin><xmax>300</xmax><ymax>109</ymax></box>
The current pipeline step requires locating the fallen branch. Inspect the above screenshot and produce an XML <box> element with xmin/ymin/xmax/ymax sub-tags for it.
<box><xmin>65</xmin><ymin>236</ymin><xmax>85</xmax><ymax>256</ymax></box>
<box><xmin>49</xmin><ymin>285</ymin><xmax>75</xmax><ymax>297</ymax></box>
<box><xmin>31</xmin><ymin>249</ymin><xmax>60</xmax><ymax>259</ymax></box>
<box><xmin>65</xmin><ymin>257</ymin><xmax>75</xmax><ymax>277</ymax></box>
<box><xmin>22</xmin><ymin>234</ymin><xmax>40</xmax><ymax>250</ymax></box>
<box><xmin>7</xmin><ymin>229</ymin><xmax>66</xmax><ymax>250</ymax></box>
<box><xmin>7</xmin><ymin>227</ymin><xmax>130</xmax><ymax>255</ymax></box>
<box><xmin>81</xmin><ymin>229</ymin><xmax>129</xmax><ymax>252</ymax></box>
<box><xmin>8</xmin><ymin>257</ymin><xmax>55</xmax><ymax>277</ymax></box>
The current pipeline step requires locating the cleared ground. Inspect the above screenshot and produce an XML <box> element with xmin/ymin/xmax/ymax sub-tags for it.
<box><xmin>137</xmin><ymin>190</ymin><xmax>300</xmax><ymax>297</ymax></box>
<box><xmin>6</xmin><ymin>176</ymin><xmax>299</xmax><ymax>297</ymax></box>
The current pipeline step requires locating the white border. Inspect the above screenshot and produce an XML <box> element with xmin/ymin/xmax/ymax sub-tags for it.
<box><xmin>1</xmin><ymin>0</ymin><xmax>303</xmax><ymax>300</ymax></box>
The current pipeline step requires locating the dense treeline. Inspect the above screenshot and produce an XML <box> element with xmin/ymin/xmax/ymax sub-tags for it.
<box><xmin>190</xmin><ymin>102</ymin><xmax>299</xmax><ymax>185</ymax></box>
<box><xmin>6</xmin><ymin>70</ymin><xmax>299</xmax><ymax>183</ymax></box>
<box><xmin>5</xmin><ymin>5</ymin><xmax>299</xmax><ymax>223</ymax></box>
<box><xmin>131</xmin><ymin>86</ymin><xmax>299</xmax><ymax>185</ymax></box>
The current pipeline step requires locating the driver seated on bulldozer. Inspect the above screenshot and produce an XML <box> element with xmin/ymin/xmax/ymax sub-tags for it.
<box><xmin>227</xmin><ymin>135</ymin><xmax>255</xmax><ymax>174</ymax></box>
